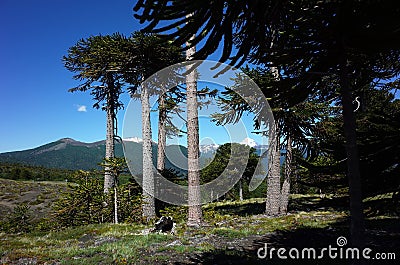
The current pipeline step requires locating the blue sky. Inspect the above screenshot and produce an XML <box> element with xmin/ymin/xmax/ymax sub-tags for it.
<box><xmin>122</xmin><ymin>81</ymin><xmax>268</xmax><ymax>148</ymax></box>
<box><xmin>0</xmin><ymin>0</ymin><xmax>144</xmax><ymax>152</ymax></box>
<box><xmin>0</xmin><ymin>0</ymin><xmax>266</xmax><ymax>153</ymax></box>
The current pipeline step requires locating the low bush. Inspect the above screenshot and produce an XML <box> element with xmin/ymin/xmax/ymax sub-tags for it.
<box><xmin>53</xmin><ymin>170</ymin><xmax>143</xmax><ymax>228</ymax></box>
<box><xmin>1</xmin><ymin>203</ymin><xmax>33</xmax><ymax>233</ymax></box>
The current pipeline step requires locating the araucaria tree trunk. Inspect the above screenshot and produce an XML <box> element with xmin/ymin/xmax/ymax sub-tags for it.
<box><xmin>104</xmin><ymin>85</ymin><xmax>116</xmax><ymax>194</ymax></box>
<box><xmin>239</xmin><ymin>179</ymin><xmax>243</xmax><ymax>201</ymax></box>
<box><xmin>156</xmin><ymin>89</ymin><xmax>167</xmax><ymax>214</ymax></box>
<box><xmin>265</xmin><ymin>122</ymin><xmax>281</xmax><ymax>216</ymax></box>
<box><xmin>157</xmin><ymin>92</ymin><xmax>167</xmax><ymax>172</ymax></box>
<box><xmin>142</xmin><ymin>83</ymin><xmax>156</xmax><ymax>220</ymax></box>
<box><xmin>186</xmin><ymin>35</ymin><xmax>202</xmax><ymax>227</ymax></box>
<box><xmin>280</xmin><ymin>135</ymin><xmax>292</xmax><ymax>215</ymax></box>
<box><xmin>266</xmin><ymin>65</ymin><xmax>282</xmax><ymax>216</ymax></box>
<box><xmin>340</xmin><ymin>57</ymin><xmax>365</xmax><ymax>249</ymax></box>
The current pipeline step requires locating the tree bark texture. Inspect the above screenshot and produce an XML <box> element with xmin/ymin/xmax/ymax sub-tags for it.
<box><xmin>239</xmin><ymin>179</ymin><xmax>243</xmax><ymax>201</ymax></box>
<box><xmin>265</xmin><ymin>123</ymin><xmax>281</xmax><ymax>216</ymax></box>
<box><xmin>104</xmin><ymin>84</ymin><xmax>116</xmax><ymax>194</ymax></box>
<box><xmin>280</xmin><ymin>135</ymin><xmax>292</xmax><ymax>215</ymax></box>
<box><xmin>114</xmin><ymin>186</ymin><xmax>118</xmax><ymax>224</ymax></box>
<box><xmin>157</xmin><ymin>92</ymin><xmax>167</xmax><ymax>172</ymax></box>
<box><xmin>340</xmin><ymin>58</ymin><xmax>365</xmax><ymax>249</ymax></box>
<box><xmin>186</xmin><ymin>34</ymin><xmax>202</xmax><ymax>227</ymax></box>
<box><xmin>266</xmin><ymin>65</ymin><xmax>282</xmax><ymax>216</ymax></box>
<box><xmin>141</xmin><ymin>83</ymin><xmax>156</xmax><ymax>220</ymax></box>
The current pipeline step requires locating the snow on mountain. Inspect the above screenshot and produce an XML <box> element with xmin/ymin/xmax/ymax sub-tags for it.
<box><xmin>122</xmin><ymin>136</ymin><xmax>259</xmax><ymax>152</ymax></box>
<box><xmin>123</xmin><ymin>137</ymin><xmax>143</xmax><ymax>143</ymax></box>
<box><xmin>199</xmin><ymin>144</ymin><xmax>220</xmax><ymax>153</ymax></box>
<box><xmin>240</xmin><ymin>137</ymin><xmax>258</xmax><ymax>148</ymax></box>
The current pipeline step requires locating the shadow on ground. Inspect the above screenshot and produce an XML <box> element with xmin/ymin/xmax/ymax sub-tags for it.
<box><xmin>211</xmin><ymin>195</ymin><xmax>350</xmax><ymax>217</ymax></box>
<box><xmin>174</xmin><ymin>217</ymin><xmax>399</xmax><ymax>265</ymax></box>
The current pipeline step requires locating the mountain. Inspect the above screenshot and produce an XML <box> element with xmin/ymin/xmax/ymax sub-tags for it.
<box><xmin>199</xmin><ymin>144</ymin><xmax>219</xmax><ymax>153</ymax></box>
<box><xmin>0</xmin><ymin>138</ymin><xmax>107</xmax><ymax>170</ymax></box>
<box><xmin>0</xmin><ymin>137</ymin><xmax>282</xmax><ymax>174</ymax></box>
<box><xmin>240</xmin><ymin>137</ymin><xmax>258</xmax><ymax>148</ymax></box>
<box><xmin>0</xmin><ymin>138</ymin><xmax>187</xmax><ymax>174</ymax></box>
<box><xmin>199</xmin><ymin>144</ymin><xmax>219</xmax><ymax>161</ymax></box>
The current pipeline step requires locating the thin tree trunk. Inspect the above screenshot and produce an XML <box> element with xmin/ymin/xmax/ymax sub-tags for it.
<box><xmin>340</xmin><ymin>58</ymin><xmax>365</xmax><ymax>249</ymax></box>
<box><xmin>239</xmin><ymin>179</ymin><xmax>243</xmax><ymax>201</ymax></box>
<box><xmin>265</xmin><ymin>123</ymin><xmax>281</xmax><ymax>216</ymax></box>
<box><xmin>114</xmin><ymin>186</ymin><xmax>118</xmax><ymax>224</ymax></box>
<box><xmin>157</xmin><ymin>92</ymin><xmax>167</xmax><ymax>172</ymax></box>
<box><xmin>156</xmin><ymin>88</ymin><xmax>167</xmax><ymax>214</ymax></box>
<box><xmin>142</xmin><ymin>83</ymin><xmax>156</xmax><ymax>221</ymax></box>
<box><xmin>186</xmin><ymin>33</ymin><xmax>202</xmax><ymax>227</ymax></box>
<box><xmin>280</xmin><ymin>135</ymin><xmax>292</xmax><ymax>215</ymax></box>
<box><xmin>104</xmin><ymin>90</ymin><xmax>116</xmax><ymax>194</ymax></box>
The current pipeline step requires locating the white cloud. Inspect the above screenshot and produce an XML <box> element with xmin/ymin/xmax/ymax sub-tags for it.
<box><xmin>77</xmin><ymin>105</ymin><xmax>87</xmax><ymax>112</ymax></box>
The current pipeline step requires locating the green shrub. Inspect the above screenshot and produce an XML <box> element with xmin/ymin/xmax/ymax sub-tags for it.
<box><xmin>116</xmin><ymin>183</ymin><xmax>143</xmax><ymax>223</ymax></box>
<box><xmin>34</xmin><ymin>218</ymin><xmax>58</xmax><ymax>231</ymax></box>
<box><xmin>53</xmin><ymin>171</ymin><xmax>107</xmax><ymax>227</ymax></box>
<box><xmin>1</xmin><ymin>203</ymin><xmax>33</xmax><ymax>233</ymax></box>
<box><xmin>159</xmin><ymin>205</ymin><xmax>187</xmax><ymax>224</ymax></box>
<box><xmin>52</xmin><ymin>170</ymin><xmax>143</xmax><ymax>228</ymax></box>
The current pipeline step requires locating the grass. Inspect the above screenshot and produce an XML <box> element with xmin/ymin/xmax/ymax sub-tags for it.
<box><xmin>203</xmin><ymin>210</ymin><xmax>347</xmax><ymax>239</ymax></box>
<box><xmin>0</xmin><ymin>223</ymin><xmax>175</xmax><ymax>264</ymax></box>
<box><xmin>0</xmin><ymin>206</ymin><xmax>349</xmax><ymax>264</ymax></box>
<box><xmin>1</xmin><ymin>178</ymin><xmax>398</xmax><ymax>264</ymax></box>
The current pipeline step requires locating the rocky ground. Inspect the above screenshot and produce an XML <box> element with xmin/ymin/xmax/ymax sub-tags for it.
<box><xmin>1</xmin><ymin>179</ymin><xmax>399</xmax><ymax>265</ymax></box>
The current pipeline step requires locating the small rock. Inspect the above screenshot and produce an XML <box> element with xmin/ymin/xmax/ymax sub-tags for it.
<box><xmin>94</xmin><ymin>236</ymin><xmax>118</xmax><ymax>246</ymax></box>
<box><xmin>166</xmin><ymin>240</ymin><xmax>182</xmax><ymax>247</ymax></box>
<box><xmin>16</xmin><ymin>257</ymin><xmax>37</xmax><ymax>265</ymax></box>
<box><xmin>78</xmin><ymin>233</ymin><xmax>94</xmax><ymax>243</ymax></box>
<box><xmin>140</xmin><ymin>228</ymin><xmax>152</xmax><ymax>235</ymax></box>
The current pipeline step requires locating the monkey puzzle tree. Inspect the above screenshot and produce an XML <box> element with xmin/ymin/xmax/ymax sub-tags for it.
<box><xmin>63</xmin><ymin>33</ymin><xmax>129</xmax><ymax>194</ymax></box>
<box><xmin>185</xmin><ymin>31</ymin><xmax>203</xmax><ymax>226</ymax></box>
<box><xmin>100</xmin><ymin>157</ymin><xmax>128</xmax><ymax>224</ymax></box>
<box><xmin>213</xmin><ymin>68</ymin><xmax>330</xmax><ymax>216</ymax></box>
<box><xmin>200</xmin><ymin>143</ymin><xmax>260</xmax><ymax>201</ymax></box>
<box><xmin>124</xmin><ymin>32</ymin><xmax>182</xmax><ymax>221</ymax></box>
<box><xmin>134</xmin><ymin>0</ymin><xmax>400</xmax><ymax>248</ymax></box>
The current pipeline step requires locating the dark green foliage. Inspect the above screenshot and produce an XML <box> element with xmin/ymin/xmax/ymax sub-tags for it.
<box><xmin>53</xmin><ymin>170</ymin><xmax>144</xmax><ymax>227</ymax></box>
<box><xmin>53</xmin><ymin>171</ymin><xmax>107</xmax><ymax>227</ymax></box>
<box><xmin>1</xmin><ymin>203</ymin><xmax>33</xmax><ymax>233</ymax></box>
<box><xmin>313</xmin><ymin>88</ymin><xmax>400</xmax><ymax>196</ymax></box>
<box><xmin>117</xmin><ymin>185</ymin><xmax>143</xmax><ymax>223</ymax></box>
<box><xmin>0</xmin><ymin>162</ymin><xmax>72</xmax><ymax>181</ymax></box>
<box><xmin>63</xmin><ymin>33</ymin><xmax>128</xmax><ymax>111</ymax></box>
<box><xmin>200</xmin><ymin>143</ymin><xmax>261</xmax><ymax>200</ymax></box>
<box><xmin>295</xmin><ymin>154</ymin><xmax>348</xmax><ymax>195</ymax></box>
<box><xmin>155</xmin><ymin>168</ymin><xmax>186</xmax><ymax>215</ymax></box>
<box><xmin>160</xmin><ymin>167</ymin><xmax>186</xmax><ymax>185</ymax></box>
<box><xmin>201</xmin><ymin>143</ymin><xmax>259</xmax><ymax>183</ymax></box>
<box><xmin>99</xmin><ymin>157</ymin><xmax>129</xmax><ymax>183</ymax></box>
<box><xmin>134</xmin><ymin>0</ymin><xmax>278</xmax><ymax>65</ymax></box>
<box><xmin>135</xmin><ymin>1</ymin><xmax>400</xmax><ymax>77</ymax></box>
<box><xmin>159</xmin><ymin>206</ymin><xmax>187</xmax><ymax>224</ymax></box>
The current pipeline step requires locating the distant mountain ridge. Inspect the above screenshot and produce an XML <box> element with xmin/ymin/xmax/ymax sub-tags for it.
<box><xmin>0</xmin><ymin>138</ymin><xmax>112</xmax><ymax>171</ymax></box>
<box><xmin>0</xmin><ymin>138</ymin><xmax>187</xmax><ymax>174</ymax></box>
<box><xmin>0</xmin><ymin>137</ymin><xmax>273</xmax><ymax>173</ymax></box>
